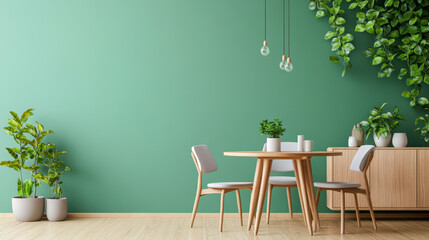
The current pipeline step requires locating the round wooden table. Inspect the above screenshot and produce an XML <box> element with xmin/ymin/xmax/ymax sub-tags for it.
<box><xmin>224</xmin><ymin>151</ymin><xmax>343</xmax><ymax>236</ymax></box>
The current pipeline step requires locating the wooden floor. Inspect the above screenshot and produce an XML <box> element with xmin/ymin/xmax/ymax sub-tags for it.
<box><xmin>0</xmin><ymin>215</ymin><xmax>428</xmax><ymax>240</ymax></box>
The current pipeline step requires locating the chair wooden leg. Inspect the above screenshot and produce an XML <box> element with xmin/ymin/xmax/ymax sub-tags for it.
<box><xmin>266</xmin><ymin>184</ymin><xmax>273</xmax><ymax>224</ymax></box>
<box><xmin>220</xmin><ymin>190</ymin><xmax>225</xmax><ymax>232</ymax></box>
<box><xmin>315</xmin><ymin>188</ymin><xmax>321</xmax><ymax>212</ymax></box>
<box><xmin>190</xmin><ymin>191</ymin><xmax>201</xmax><ymax>228</ymax></box>
<box><xmin>340</xmin><ymin>190</ymin><xmax>345</xmax><ymax>235</ymax></box>
<box><xmin>365</xmin><ymin>190</ymin><xmax>377</xmax><ymax>230</ymax></box>
<box><xmin>286</xmin><ymin>187</ymin><xmax>293</xmax><ymax>218</ymax></box>
<box><xmin>236</xmin><ymin>190</ymin><xmax>243</xmax><ymax>226</ymax></box>
<box><xmin>353</xmin><ymin>193</ymin><xmax>361</xmax><ymax>227</ymax></box>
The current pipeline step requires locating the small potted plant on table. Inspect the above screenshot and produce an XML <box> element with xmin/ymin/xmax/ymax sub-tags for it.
<box><xmin>259</xmin><ymin>119</ymin><xmax>286</xmax><ymax>152</ymax></box>
<box><xmin>360</xmin><ymin>103</ymin><xmax>404</xmax><ymax>147</ymax></box>
<box><xmin>44</xmin><ymin>145</ymin><xmax>70</xmax><ymax>221</ymax></box>
<box><xmin>1</xmin><ymin>109</ymin><xmax>52</xmax><ymax>222</ymax></box>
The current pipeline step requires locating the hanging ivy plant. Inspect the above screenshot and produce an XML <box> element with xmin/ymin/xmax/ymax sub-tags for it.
<box><xmin>308</xmin><ymin>0</ymin><xmax>429</xmax><ymax>142</ymax></box>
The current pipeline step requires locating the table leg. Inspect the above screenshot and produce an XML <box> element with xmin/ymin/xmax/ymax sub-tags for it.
<box><xmin>292</xmin><ymin>159</ymin><xmax>307</xmax><ymax>226</ymax></box>
<box><xmin>304</xmin><ymin>157</ymin><xmax>320</xmax><ymax>229</ymax></box>
<box><xmin>247</xmin><ymin>158</ymin><xmax>264</xmax><ymax>230</ymax></box>
<box><xmin>254</xmin><ymin>159</ymin><xmax>272</xmax><ymax>235</ymax></box>
<box><xmin>302</xmin><ymin>158</ymin><xmax>319</xmax><ymax>231</ymax></box>
<box><xmin>296</xmin><ymin>159</ymin><xmax>313</xmax><ymax>236</ymax></box>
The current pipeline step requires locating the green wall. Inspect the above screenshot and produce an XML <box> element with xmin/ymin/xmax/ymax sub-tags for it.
<box><xmin>0</xmin><ymin>0</ymin><xmax>425</xmax><ymax>213</ymax></box>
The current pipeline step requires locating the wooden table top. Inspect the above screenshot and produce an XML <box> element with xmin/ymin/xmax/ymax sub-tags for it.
<box><xmin>224</xmin><ymin>151</ymin><xmax>342</xmax><ymax>159</ymax></box>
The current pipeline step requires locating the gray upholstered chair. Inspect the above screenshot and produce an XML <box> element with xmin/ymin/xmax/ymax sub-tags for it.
<box><xmin>263</xmin><ymin>142</ymin><xmax>298</xmax><ymax>223</ymax></box>
<box><xmin>314</xmin><ymin>145</ymin><xmax>377</xmax><ymax>234</ymax></box>
<box><xmin>189</xmin><ymin>145</ymin><xmax>252</xmax><ymax>232</ymax></box>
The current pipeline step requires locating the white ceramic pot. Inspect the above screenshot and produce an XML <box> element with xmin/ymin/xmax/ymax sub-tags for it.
<box><xmin>373</xmin><ymin>133</ymin><xmax>392</xmax><ymax>147</ymax></box>
<box><xmin>392</xmin><ymin>133</ymin><xmax>408</xmax><ymax>148</ymax></box>
<box><xmin>266</xmin><ymin>138</ymin><xmax>281</xmax><ymax>152</ymax></box>
<box><xmin>46</xmin><ymin>198</ymin><xmax>68</xmax><ymax>221</ymax></box>
<box><xmin>12</xmin><ymin>196</ymin><xmax>45</xmax><ymax>222</ymax></box>
<box><xmin>348</xmin><ymin>136</ymin><xmax>358</xmax><ymax>147</ymax></box>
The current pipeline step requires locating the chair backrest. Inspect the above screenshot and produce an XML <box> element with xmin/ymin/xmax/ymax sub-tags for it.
<box><xmin>191</xmin><ymin>145</ymin><xmax>218</xmax><ymax>174</ymax></box>
<box><xmin>350</xmin><ymin>145</ymin><xmax>376</xmax><ymax>172</ymax></box>
<box><xmin>262</xmin><ymin>142</ymin><xmax>297</xmax><ymax>172</ymax></box>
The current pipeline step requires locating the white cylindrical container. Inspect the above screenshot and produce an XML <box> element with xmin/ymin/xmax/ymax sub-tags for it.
<box><xmin>266</xmin><ymin>138</ymin><xmax>281</xmax><ymax>152</ymax></box>
<box><xmin>297</xmin><ymin>135</ymin><xmax>304</xmax><ymax>151</ymax></box>
<box><xmin>304</xmin><ymin>140</ymin><xmax>313</xmax><ymax>152</ymax></box>
<box><xmin>392</xmin><ymin>133</ymin><xmax>408</xmax><ymax>148</ymax></box>
<box><xmin>348</xmin><ymin>136</ymin><xmax>358</xmax><ymax>147</ymax></box>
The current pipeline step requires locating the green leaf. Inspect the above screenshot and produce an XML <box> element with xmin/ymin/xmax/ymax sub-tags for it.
<box><xmin>10</xmin><ymin>112</ymin><xmax>21</xmax><ymax>125</ymax></box>
<box><xmin>335</xmin><ymin>17</ymin><xmax>346</xmax><ymax>25</ymax></box>
<box><xmin>389</xmin><ymin>30</ymin><xmax>399</xmax><ymax>38</ymax></box>
<box><xmin>344</xmin><ymin>43</ymin><xmax>355</xmax><ymax>52</ymax></box>
<box><xmin>308</xmin><ymin>1</ymin><xmax>316</xmax><ymax>10</ymax></box>
<box><xmin>372</xmin><ymin>56</ymin><xmax>383</xmax><ymax>65</ymax></box>
<box><xmin>365</xmin><ymin>21</ymin><xmax>375</xmax><ymax>33</ymax></box>
<box><xmin>342</xmin><ymin>33</ymin><xmax>353</xmax><ymax>42</ymax></box>
<box><xmin>358</xmin><ymin>0</ymin><xmax>368</xmax><ymax>8</ymax></box>
<box><xmin>331</xmin><ymin>42</ymin><xmax>341</xmax><ymax>51</ymax></box>
<box><xmin>329</xmin><ymin>56</ymin><xmax>340</xmax><ymax>63</ymax></box>
<box><xmin>316</xmin><ymin>10</ymin><xmax>325</xmax><ymax>18</ymax></box>
<box><xmin>20</xmin><ymin>109</ymin><xmax>34</xmax><ymax>123</ymax></box>
<box><xmin>349</xmin><ymin>2</ymin><xmax>358</xmax><ymax>9</ymax></box>
<box><xmin>402</xmin><ymin>91</ymin><xmax>411</xmax><ymax>98</ymax></box>
<box><xmin>403</xmin><ymin>11</ymin><xmax>413</xmax><ymax>21</ymax></box>
<box><xmin>356</xmin><ymin>12</ymin><xmax>365</xmax><ymax>20</ymax></box>
<box><xmin>355</xmin><ymin>24</ymin><xmax>365</xmax><ymax>32</ymax></box>
<box><xmin>409</xmin><ymin>17</ymin><xmax>418</xmax><ymax>26</ymax></box>
<box><xmin>324</xmin><ymin>31</ymin><xmax>337</xmax><ymax>40</ymax></box>
<box><xmin>385</xmin><ymin>0</ymin><xmax>393</xmax><ymax>6</ymax></box>
<box><xmin>418</xmin><ymin>97</ymin><xmax>429</xmax><ymax>105</ymax></box>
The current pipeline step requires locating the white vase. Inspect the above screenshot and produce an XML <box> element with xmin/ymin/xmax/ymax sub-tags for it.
<box><xmin>348</xmin><ymin>136</ymin><xmax>358</xmax><ymax>147</ymax></box>
<box><xmin>392</xmin><ymin>133</ymin><xmax>408</xmax><ymax>148</ymax></box>
<box><xmin>373</xmin><ymin>133</ymin><xmax>392</xmax><ymax>147</ymax></box>
<box><xmin>297</xmin><ymin>135</ymin><xmax>304</xmax><ymax>152</ymax></box>
<box><xmin>266</xmin><ymin>138</ymin><xmax>281</xmax><ymax>152</ymax></box>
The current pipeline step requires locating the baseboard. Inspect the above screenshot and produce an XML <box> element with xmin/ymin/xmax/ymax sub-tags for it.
<box><xmin>1</xmin><ymin>212</ymin><xmax>428</xmax><ymax>219</ymax></box>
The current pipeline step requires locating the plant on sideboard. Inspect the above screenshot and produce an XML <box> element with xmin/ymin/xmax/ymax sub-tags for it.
<box><xmin>259</xmin><ymin>119</ymin><xmax>286</xmax><ymax>152</ymax></box>
<box><xmin>0</xmin><ymin>109</ymin><xmax>53</xmax><ymax>221</ymax></box>
<box><xmin>360</xmin><ymin>103</ymin><xmax>404</xmax><ymax>147</ymax></box>
<box><xmin>43</xmin><ymin>145</ymin><xmax>70</xmax><ymax>221</ymax></box>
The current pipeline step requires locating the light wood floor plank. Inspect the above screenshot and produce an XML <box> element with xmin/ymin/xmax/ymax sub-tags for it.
<box><xmin>0</xmin><ymin>216</ymin><xmax>428</xmax><ymax>239</ymax></box>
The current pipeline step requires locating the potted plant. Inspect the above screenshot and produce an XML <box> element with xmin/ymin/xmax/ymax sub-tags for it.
<box><xmin>43</xmin><ymin>145</ymin><xmax>70</xmax><ymax>221</ymax></box>
<box><xmin>259</xmin><ymin>119</ymin><xmax>286</xmax><ymax>152</ymax></box>
<box><xmin>0</xmin><ymin>109</ymin><xmax>52</xmax><ymax>221</ymax></box>
<box><xmin>360</xmin><ymin>103</ymin><xmax>404</xmax><ymax>147</ymax></box>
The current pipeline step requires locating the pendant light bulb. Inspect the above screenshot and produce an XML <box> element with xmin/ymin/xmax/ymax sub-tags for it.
<box><xmin>261</xmin><ymin>41</ymin><xmax>270</xmax><ymax>56</ymax></box>
<box><xmin>285</xmin><ymin>57</ymin><xmax>293</xmax><ymax>72</ymax></box>
<box><xmin>279</xmin><ymin>55</ymin><xmax>286</xmax><ymax>70</ymax></box>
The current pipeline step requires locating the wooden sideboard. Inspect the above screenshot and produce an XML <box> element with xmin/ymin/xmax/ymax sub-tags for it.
<box><xmin>326</xmin><ymin>147</ymin><xmax>429</xmax><ymax>211</ymax></box>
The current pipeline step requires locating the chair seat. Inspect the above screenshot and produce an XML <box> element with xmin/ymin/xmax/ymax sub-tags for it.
<box><xmin>314</xmin><ymin>182</ymin><xmax>361</xmax><ymax>189</ymax></box>
<box><xmin>269</xmin><ymin>176</ymin><xmax>296</xmax><ymax>185</ymax></box>
<box><xmin>207</xmin><ymin>182</ymin><xmax>253</xmax><ymax>189</ymax></box>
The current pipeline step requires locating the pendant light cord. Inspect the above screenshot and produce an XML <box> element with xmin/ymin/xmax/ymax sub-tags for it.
<box><xmin>287</xmin><ymin>0</ymin><xmax>290</xmax><ymax>57</ymax></box>
<box><xmin>283</xmin><ymin>0</ymin><xmax>285</xmax><ymax>55</ymax></box>
<box><xmin>264</xmin><ymin>0</ymin><xmax>267</xmax><ymax>40</ymax></box>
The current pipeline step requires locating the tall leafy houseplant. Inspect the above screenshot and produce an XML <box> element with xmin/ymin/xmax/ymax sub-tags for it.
<box><xmin>1</xmin><ymin>109</ymin><xmax>52</xmax><ymax>197</ymax></box>
<box><xmin>43</xmin><ymin>146</ymin><xmax>70</xmax><ymax>199</ymax></box>
<box><xmin>360</xmin><ymin>103</ymin><xmax>404</xmax><ymax>146</ymax></box>
<box><xmin>308</xmin><ymin>0</ymin><xmax>429</xmax><ymax>142</ymax></box>
<box><xmin>1</xmin><ymin>109</ymin><xmax>52</xmax><ymax>222</ymax></box>
<box><xmin>44</xmin><ymin>145</ymin><xmax>71</xmax><ymax>221</ymax></box>
<box><xmin>260</xmin><ymin>119</ymin><xmax>286</xmax><ymax>152</ymax></box>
